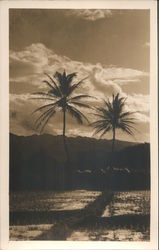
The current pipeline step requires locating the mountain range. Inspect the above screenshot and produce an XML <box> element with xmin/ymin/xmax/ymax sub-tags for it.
<box><xmin>9</xmin><ymin>133</ymin><xmax>150</xmax><ymax>190</ymax></box>
<box><xmin>10</xmin><ymin>133</ymin><xmax>138</xmax><ymax>163</ymax></box>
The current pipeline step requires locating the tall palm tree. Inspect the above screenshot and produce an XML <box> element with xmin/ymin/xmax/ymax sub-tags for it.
<box><xmin>91</xmin><ymin>93</ymin><xmax>136</xmax><ymax>168</ymax></box>
<box><xmin>31</xmin><ymin>70</ymin><xmax>91</xmax><ymax>163</ymax></box>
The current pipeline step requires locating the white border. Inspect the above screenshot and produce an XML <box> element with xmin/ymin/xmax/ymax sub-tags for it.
<box><xmin>0</xmin><ymin>1</ymin><xmax>158</xmax><ymax>250</ymax></box>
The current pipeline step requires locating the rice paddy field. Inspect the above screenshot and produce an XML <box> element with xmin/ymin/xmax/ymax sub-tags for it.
<box><xmin>10</xmin><ymin>190</ymin><xmax>150</xmax><ymax>241</ymax></box>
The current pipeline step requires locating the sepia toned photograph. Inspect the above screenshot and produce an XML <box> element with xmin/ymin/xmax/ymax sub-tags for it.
<box><xmin>9</xmin><ymin>7</ymin><xmax>152</xmax><ymax>242</ymax></box>
<box><xmin>0</xmin><ymin>1</ymin><xmax>157</xmax><ymax>249</ymax></box>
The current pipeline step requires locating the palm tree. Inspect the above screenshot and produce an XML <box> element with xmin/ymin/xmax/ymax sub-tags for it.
<box><xmin>91</xmin><ymin>93</ymin><xmax>136</xmax><ymax>168</ymax></box>
<box><xmin>31</xmin><ymin>70</ymin><xmax>91</xmax><ymax>164</ymax></box>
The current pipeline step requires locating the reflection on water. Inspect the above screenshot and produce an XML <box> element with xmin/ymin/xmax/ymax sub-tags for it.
<box><xmin>102</xmin><ymin>191</ymin><xmax>150</xmax><ymax>217</ymax></box>
<box><xmin>10</xmin><ymin>190</ymin><xmax>101</xmax><ymax>211</ymax></box>
<box><xmin>10</xmin><ymin>190</ymin><xmax>150</xmax><ymax>241</ymax></box>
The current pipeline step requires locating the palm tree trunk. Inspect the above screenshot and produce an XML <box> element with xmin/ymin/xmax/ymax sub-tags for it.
<box><xmin>63</xmin><ymin>109</ymin><xmax>70</xmax><ymax>163</ymax></box>
<box><xmin>110</xmin><ymin>127</ymin><xmax>116</xmax><ymax>169</ymax></box>
<box><xmin>63</xmin><ymin>109</ymin><xmax>72</xmax><ymax>189</ymax></box>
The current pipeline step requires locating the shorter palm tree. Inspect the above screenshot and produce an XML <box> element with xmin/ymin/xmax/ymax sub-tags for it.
<box><xmin>91</xmin><ymin>93</ymin><xmax>136</xmax><ymax>168</ymax></box>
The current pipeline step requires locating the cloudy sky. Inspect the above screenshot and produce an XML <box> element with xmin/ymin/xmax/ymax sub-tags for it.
<box><xmin>9</xmin><ymin>9</ymin><xmax>150</xmax><ymax>142</ymax></box>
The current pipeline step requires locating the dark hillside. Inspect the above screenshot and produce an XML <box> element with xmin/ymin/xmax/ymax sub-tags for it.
<box><xmin>9</xmin><ymin>133</ymin><xmax>150</xmax><ymax>190</ymax></box>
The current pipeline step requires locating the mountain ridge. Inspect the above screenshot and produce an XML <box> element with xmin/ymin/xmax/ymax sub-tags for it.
<box><xmin>9</xmin><ymin>133</ymin><xmax>150</xmax><ymax>190</ymax></box>
<box><xmin>10</xmin><ymin>132</ymin><xmax>140</xmax><ymax>146</ymax></box>
<box><xmin>10</xmin><ymin>132</ymin><xmax>145</xmax><ymax>164</ymax></box>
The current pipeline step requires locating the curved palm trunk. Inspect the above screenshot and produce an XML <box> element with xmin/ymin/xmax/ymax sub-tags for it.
<box><xmin>63</xmin><ymin>109</ymin><xmax>72</xmax><ymax>189</ymax></box>
<box><xmin>110</xmin><ymin>127</ymin><xmax>116</xmax><ymax>169</ymax></box>
<box><xmin>63</xmin><ymin>109</ymin><xmax>70</xmax><ymax>163</ymax></box>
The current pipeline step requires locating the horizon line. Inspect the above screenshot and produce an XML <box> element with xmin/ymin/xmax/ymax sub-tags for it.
<box><xmin>10</xmin><ymin>132</ymin><xmax>150</xmax><ymax>144</ymax></box>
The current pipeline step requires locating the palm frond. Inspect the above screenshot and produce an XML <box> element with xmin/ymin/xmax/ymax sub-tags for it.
<box><xmin>42</xmin><ymin>80</ymin><xmax>55</xmax><ymax>91</ymax></box>
<box><xmin>93</xmin><ymin>123</ymin><xmax>112</xmax><ymax>137</ymax></box>
<box><xmin>54</xmin><ymin>71</ymin><xmax>64</xmax><ymax>86</ymax></box>
<box><xmin>31</xmin><ymin>92</ymin><xmax>56</xmax><ymax>98</ymax></box>
<box><xmin>66</xmin><ymin>104</ymin><xmax>89</xmax><ymax>124</ymax></box>
<box><xmin>68</xmin><ymin>77</ymin><xmax>88</xmax><ymax>96</ymax></box>
<box><xmin>104</xmin><ymin>100</ymin><xmax>113</xmax><ymax>112</ymax></box>
<box><xmin>91</xmin><ymin>113</ymin><xmax>106</xmax><ymax>119</ymax></box>
<box><xmin>32</xmin><ymin>99</ymin><xmax>60</xmax><ymax>115</ymax></box>
<box><xmin>30</xmin><ymin>97</ymin><xmax>57</xmax><ymax>102</ymax></box>
<box><xmin>34</xmin><ymin>107</ymin><xmax>55</xmax><ymax>128</ymax></box>
<box><xmin>32</xmin><ymin>103</ymin><xmax>56</xmax><ymax>115</ymax></box>
<box><xmin>99</xmin><ymin>125</ymin><xmax>112</xmax><ymax>138</ymax></box>
<box><xmin>119</xmin><ymin>111</ymin><xmax>135</xmax><ymax>119</ymax></box>
<box><xmin>68</xmin><ymin>94</ymin><xmax>92</xmax><ymax>102</ymax></box>
<box><xmin>70</xmin><ymin>101</ymin><xmax>91</xmax><ymax>109</ymax></box>
<box><xmin>54</xmin><ymin>71</ymin><xmax>71</xmax><ymax>96</ymax></box>
<box><xmin>43</xmin><ymin>80</ymin><xmax>61</xmax><ymax>97</ymax></box>
<box><xmin>97</xmin><ymin>107</ymin><xmax>113</xmax><ymax>121</ymax></box>
<box><xmin>118</xmin><ymin>120</ymin><xmax>138</xmax><ymax>134</ymax></box>
<box><xmin>44</xmin><ymin>73</ymin><xmax>62</xmax><ymax>96</ymax></box>
<box><xmin>120</xmin><ymin>118</ymin><xmax>136</xmax><ymax>124</ymax></box>
<box><xmin>118</xmin><ymin>122</ymin><xmax>134</xmax><ymax>136</ymax></box>
<box><xmin>66</xmin><ymin>105</ymin><xmax>83</xmax><ymax>124</ymax></box>
<box><xmin>71</xmin><ymin>106</ymin><xmax>90</xmax><ymax>123</ymax></box>
<box><xmin>39</xmin><ymin>109</ymin><xmax>56</xmax><ymax>133</ymax></box>
<box><xmin>92</xmin><ymin>93</ymin><xmax>136</xmax><ymax>139</ymax></box>
<box><xmin>66</xmin><ymin>72</ymin><xmax>77</xmax><ymax>85</ymax></box>
<box><xmin>91</xmin><ymin>119</ymin><xmax>111</xmax><ymax>128</ymax></box>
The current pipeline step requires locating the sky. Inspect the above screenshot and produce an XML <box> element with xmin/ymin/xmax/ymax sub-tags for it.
<box><xmin>9</xmin><ymin>9</ymin><xmax>150</xmax><ymax>142</ymax></box>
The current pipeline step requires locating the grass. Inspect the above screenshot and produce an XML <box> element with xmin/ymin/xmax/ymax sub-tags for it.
<box><xmin>10</xmin><ymin>190</ymin><xmax>150</xmax><ymax>241</ymax></box>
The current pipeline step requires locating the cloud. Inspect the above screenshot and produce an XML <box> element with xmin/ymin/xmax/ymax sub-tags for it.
<box><xmin>10</xmin><ymin>43</ymin><xmax>147</xmax><ymax>78</ymax></box>
<box><xmin>10</xmin><ymin>93</ymin><xmax>30</xmax><ymax>104</ymax></box>
<box><xmin>134</xmin><ymin>112</ymin><xmax>149</xmax><ymax>123</ymax></box>
<box><xmin>65</xmin><ymin>9</ymin><xmax>112</xmax><ymax>21</ymax></box>
<box><xmin>9</xmin><ymin>43</ymin><xmax>150</xmax><ymax>140</ymax></box>
<box><xmin>10</xmin><ymin>95</ymin><xmax>35</xmax><ymax>135</ymax></box>
<box><xmin>119</xmin><ymin>93</ymin><xmax>150</xmax><ymax>123</ymax></box>
<box><xmin>90</xmin><ymin>65</ymin><xmax>147</xmax><ymax>81</ymax></box>
<box><xmin>10</xmin><ymin>43</ymin><xmax>57</xmax><ymax>76</ymax></box>
<box><xmin>10</xmin><ymin>43</ymin><xmax>148</xmax><ymax>96</ymax></box>
<box><xmin>113</xmin><ymin>79</ymin><xmax>140</xmax><ymax>85</ymax></box>
<box><xmin>126</xmin><ymin>94</ymin><xmax>149</xmax><ymax>113</ymax></box>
